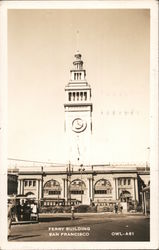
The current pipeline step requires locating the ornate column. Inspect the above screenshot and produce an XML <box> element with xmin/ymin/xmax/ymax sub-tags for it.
<box><xmin>22</xmin><ymin>180</ymin><xmax>24</xmax><ymax>194</ymax></box>
<box><xmin>133</xmin><ymin>178</ymin><xmax>136</xmax><ymax>201</ymax></box>
<box><xmin>62</xmin><ymin>178</ymin><xmax>67</xmax><ymax>199</ymax></box>
<box><xmin>20</xmin><ymin>180</ymin><xmax>24</xmax><ymax>194</ymax></box>
<box><xmin>115</xmin><ymin>178</ymin><xmax>119</xmax><ymax>200</ymax></box>
<box><xmin>92</xmin><ymin>176</ymin><xmax>95</xmax><ymax>202</ymax></box>
<box><xmin>87</xmin><ymin>178</ymin><xmax>92</xmax><ymax>199</ymax></box>
<box><xmin>135</xmin><ymin>178</ymin><xmax>139</xmax><ymax>201</ymax></box>
<box><xmin>114</xmin><ymin>178</ymin><xmax>117</xmax><ymax>200</ymax></box>
<box><xmin>39</xmin><ymin>179</ymin><xmax>42</xmax><ymax>199</ymax></box>
<box><xmin>65</xmin><ymin>178</ymin><xmax>68</xmax><ymax>204</ymax></box>
<box><xmin>36</xmin><ymin>179</ymin><xmax>39</xmax><ymax>200</ymax></box>
<box><xmin>18</xmin><ymin>179</ymin><xmax>21</xmax><ymax>194</ymax></box>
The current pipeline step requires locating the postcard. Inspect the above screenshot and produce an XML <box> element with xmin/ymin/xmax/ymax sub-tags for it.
<box><xmin>0</xmin><ymin>1</ymin><xmax>158</xmax><ymax>250</ymax></box>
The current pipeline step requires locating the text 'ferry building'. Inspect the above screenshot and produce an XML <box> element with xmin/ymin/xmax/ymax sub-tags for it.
<box><xmin>8</xmin><ymin>52</ymin><xmax>150</xmax><ymax>212</ymax></box>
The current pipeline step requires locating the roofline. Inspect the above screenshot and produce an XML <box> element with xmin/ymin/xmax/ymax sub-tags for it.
<box><xmin>18</xmin><ymin>169</ymin><xmax>140</xmax><ymax>175</ymax></box>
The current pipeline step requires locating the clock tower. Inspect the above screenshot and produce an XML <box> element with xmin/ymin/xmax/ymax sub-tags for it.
<box><xmin>64</xmin><ymin>52</ymin><xmax>93</xmax><ymax>165</ymax></box>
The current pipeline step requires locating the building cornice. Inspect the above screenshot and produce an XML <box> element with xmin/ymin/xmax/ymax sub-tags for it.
<box><xmin>18</xmin><ymin>169</ymin><xmax>141</xmax><ymax>176</ymax></box>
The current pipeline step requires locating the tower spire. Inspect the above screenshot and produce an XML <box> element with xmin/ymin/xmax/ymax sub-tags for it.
<box><xmin>76</xmin><ymin>30</ymin><xmax>80</xmax><ymax>53</ymax></box>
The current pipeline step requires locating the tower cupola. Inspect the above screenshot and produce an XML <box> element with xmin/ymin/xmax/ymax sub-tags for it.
<box><xmin>73</xmin><ymin>52</ymin><xmax>83</xmax><ymax>70</ymax></box>
<box><xmin>64</xmin><ymin>52</ymin><xmax>92</xmax><ymax>104</ymax></box>
<box><xmin>70</xmin><ymin>52</ymin><xmax>86</xmax><ymax>81</ymax></box>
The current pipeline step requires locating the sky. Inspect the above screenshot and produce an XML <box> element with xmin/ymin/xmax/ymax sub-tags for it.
<box><xmin>8</xmin><ymin>9</ymin><xmax>150</xmax><ymax>164</ymax></box>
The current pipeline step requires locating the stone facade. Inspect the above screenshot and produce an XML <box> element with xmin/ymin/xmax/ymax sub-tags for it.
<box><xmin>10</xmin><ymin>163</ymin><xmax>149</xmax><ymax>207</ymax></box>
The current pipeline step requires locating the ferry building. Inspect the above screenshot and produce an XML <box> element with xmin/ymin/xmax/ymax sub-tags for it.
<box><xmin>8</xmin><ymin>52</ymin><xmax>150</xmax><ymax>211</ymax></box>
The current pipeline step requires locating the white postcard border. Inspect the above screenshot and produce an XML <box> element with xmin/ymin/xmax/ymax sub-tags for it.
<box><xmin>0</xmin><ymin>1</ymin><xmax>158</xmax><ymax>250</ymax></box>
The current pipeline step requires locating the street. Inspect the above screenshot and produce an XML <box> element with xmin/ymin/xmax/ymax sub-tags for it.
<box><xmin>9</xmin><ymin>213</ymin><xmax>150</xmax><ymax>242</ymax></box>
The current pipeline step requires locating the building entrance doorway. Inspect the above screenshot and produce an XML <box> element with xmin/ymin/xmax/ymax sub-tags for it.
<box><xmin>119</xmin><ymin>190</ymin><xmax>131</xmax><ymax>202</ymax></box>
<box><xmin>119</xmin><ymin>190</ymin><xmax>132</xmax><ymax>213</ymax></box>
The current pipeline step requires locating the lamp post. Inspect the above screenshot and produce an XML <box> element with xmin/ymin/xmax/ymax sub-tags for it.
<box><xmin>66</xmin><ymin>162</ymin><xmax>73</xmax><ymax>206</ymax></box>
<box><xmin>146</xmin><ymin>147</ymin><xmax>150</xmax><ymax>169</ymax></box>
<box><xmin>41</xmin><ymin>166</ymin><xmax>44</xmax><ymax>207</ymax></box>
<box><xmin>57</xmin><ymin>189</ymin><xmax>59</xmax><ymax>206</ymax></box>
<box><xmin>92</xmin><ymin>170</ymin><xmax>97</xmax><ymax>205</ymax></box>
<box><xmin>78</xmin><ymin>164</ymin><xmax>85</xmax><ymax>204</ymax></box>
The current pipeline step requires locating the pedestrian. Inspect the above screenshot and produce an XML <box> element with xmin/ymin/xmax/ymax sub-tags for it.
<box><xmin>16</xmin><ymin>201</ymin><xmax>22</xmax><ymax>221</ymax></box>
<box><xmin>8</xmin><ymin>201</ymin><xmax>14</xmax><ymax>238</ymax></box>
<box><xmin>23</xmin><ymin>200</ymin><xmax>31</xmax><ymax>221</ymax></box>
<box><xmin>31</xmin><ymin>202</ymin><xmax>39</xmax><ymax>221</ymax></box>
<box><xmin>114</xmin><ymin>203</ymin><xmax>118</xmax><ymax>214</ymax></box>
<box><xmin>120</xmin><ymin>205</ymin><xmax>123</xmax><ymax>213</ymax></box>
<box><xmin>71</xmin><ymin>205</ymin><xmax>75</xmax><ymax>220</ymax></box>
<box><xmin>13</xmin><ymin>199</ymin><xmax>19</xmax><ymax>222</ymax></box>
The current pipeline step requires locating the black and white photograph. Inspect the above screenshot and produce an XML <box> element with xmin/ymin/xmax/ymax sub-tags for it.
<box><xmin>0</xmin><ymin>1</ymin><xmax>158</xmax><ymax>250</ymax></box>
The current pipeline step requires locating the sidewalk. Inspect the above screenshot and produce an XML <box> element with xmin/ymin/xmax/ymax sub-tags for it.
<box><xmin>12</xmin><ymin>211</ymin><xmax>148</xmax><ymax>225</ymax></box>
<box><xmin>12</xmin><ymin>220</ymin><xmax>38</xmax><ymax>225</ymax></box>
<box><xmin>39</xmin><ymin>211</ymin><xmax>146</xmax><ymax>218</ymax></box>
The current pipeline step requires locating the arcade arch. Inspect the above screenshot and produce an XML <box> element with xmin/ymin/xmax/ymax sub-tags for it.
<box><xmin>94</xmin><ymin>179</ymin><xmax>112</xmax><ymax>194</ymax></box>
<box><xmin>43</xmin><ymin>179</ymin><xmax>61</xmax><ymax>196</ymax></box>
<box><xmin>70</xmin><ymin>179</ymin><xmax>86</xmax><ymax>195</ymax></box>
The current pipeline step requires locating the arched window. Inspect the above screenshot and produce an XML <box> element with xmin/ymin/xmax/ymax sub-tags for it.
<box><xmin>70</xmin><ymin>179</ymin><xmax>86</xmax><ymax>195</ymax></box>
<box><xmin>44</xmin><ymin>180</ymin><xmax>61</xmax><ymax>196</ymax></box>
<box><xmin>94</xmin><ymin>179</ymin><xmax>112</xmax><ymax>194</ymax></box>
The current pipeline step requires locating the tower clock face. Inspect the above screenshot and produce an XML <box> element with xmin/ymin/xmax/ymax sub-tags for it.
<box><xmin>72</xmin><ymin>118</ymin><xmax>87</xmax><ymax>133</ymax></box>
